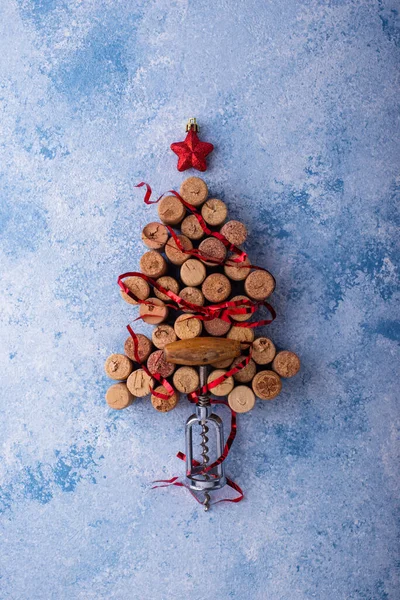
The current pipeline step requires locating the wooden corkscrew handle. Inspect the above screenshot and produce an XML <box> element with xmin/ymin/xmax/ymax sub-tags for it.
<box><xmin>164</xmin><ymin>337</ymin><xmax>244</xmax><ymax>366</ymax></box>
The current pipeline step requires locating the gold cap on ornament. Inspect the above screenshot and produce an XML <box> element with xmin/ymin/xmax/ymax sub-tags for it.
<box><xmin>186</xmin><ymin>117</ymin><xmax>199</xmax><ymax>132</ymax></box>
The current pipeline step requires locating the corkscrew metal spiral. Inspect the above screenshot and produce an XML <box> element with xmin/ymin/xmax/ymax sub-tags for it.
<box><xmin>164</xmin><ymin>338</ymin><xmax>235</xmax><ymax>511</ymax></box>
<box><xmin>185</xmin><ymin>365</ymin><xmax>226</xmax><ymax>511</ymax></box>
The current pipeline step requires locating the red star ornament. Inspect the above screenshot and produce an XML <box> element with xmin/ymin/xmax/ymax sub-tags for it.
<box><xmin>170</xmin><ymin>127</ymin><xmax>214</xmax><ymax>172</ymax></box>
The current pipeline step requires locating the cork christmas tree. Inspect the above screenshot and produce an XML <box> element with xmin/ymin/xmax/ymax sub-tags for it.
<box><xmin>104</xmin><ymin>120</ymin><xmax>300</xmax><ymax>510</ymax></box>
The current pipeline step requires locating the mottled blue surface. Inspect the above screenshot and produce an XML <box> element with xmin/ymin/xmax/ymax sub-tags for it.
<box><xmin>1</xmin><ymin>1</ymin><xmax>399</xmax><ymax>598</ymax></box>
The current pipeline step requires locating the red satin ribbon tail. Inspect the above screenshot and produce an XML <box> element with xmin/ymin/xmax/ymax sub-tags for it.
<box><xmin>172</xmin><ymin>451</ymin><xmax>244</xmax><ymax>505</ymax></box>
<box><xmin>214</xmin><ymin>478</ymin><xmax>244</xmax><ymax>504</ymax></box>
<box><xmin>152</xmin><ymin>476</ymin><xmax>180</xmax><ymax>486</ymax></box>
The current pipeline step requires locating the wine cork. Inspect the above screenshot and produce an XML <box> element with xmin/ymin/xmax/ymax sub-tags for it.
<box><xmin>179</xmin><ymin>177</ymin><xmax>208</xmax><ymax>207</ymax></box>
<box><xmin>252</xmin><ymin>337</ymin><xmax>276</xmax><ymax>365</ymax></box>
<box><xmin>198</xmin><ymin>237</ymin><xmax>227</xmax><ymax>266</ymax></box>
<box><xmin>120</xmin><ymin>276</ymin><xmax>150</xmax><ymax>305</ymax></box>
<box><xmin>230</xmin><ymin>295</ymin><xmax>252</xmax><ymax>322</ymax></box>
<box><xmin>202</xmin><ymin>273</ymin><xmax>231</xmax><ymax>303</ymax></box>
<box><xmin>157</xmin><ymin>195</ymin><xmax>186</xmax><ymax>225</ymax></box>
<box><xmin>207</xmin><ymin>369</ymin><xmax>234</xmax><ymax>396</ymax></box>
<box><xmin>181</xmin><ymin>214</ymin><xmax>204</xmax><ymax>241</ymax></box>
<box><xmin>152</xmin><ymin>324</ymin><xmax>177</xmax><ymax>349</ymax></box>
<box><xmin>151</xmin><ymin>385</ymin><xmax>179</xmax><ymax>412</ymax></box>
<box><xmin>141</xmin><ymin>222</ymin><xmax>169</xmax><ymax>250</ymax></box>
<box><xmin>228</xmin><ymin>386</ymin><xmax>256</xmax><ymax>414</ymax></box>
<box><xmin>173</xmin><ymin>366</ymin><xmax>200</xmax><ymax>394</ymax></box>
<box><xmin>179</xmin><ymin>287</ymin><xmax>205</xmax><ymax>312</ymax></box>
<box><xmin>227</xmin><ymin>326</ymin><xmax>255</xmax><ymax>343</ymax></box>
<box><xmin>165</xmin><ymin>234</ymin><xmax>193</xmax><ymax>265</ymax></box>
<box><xmin>211</xmin><ymin>357</ymin><xmax>233</xmax><ymax>368</ymax></box>
<box><xmin>140</xmin><ymin>251</ymin><xmax>167</xmax><ymax>279</ymax></box>
<box><xmin>105</xmin><ymin>383</ymin><xmax>135</xmax><ymax>410</ymax></box>
<box><xmin>252</xmin><ymin>370</ymin><xmax>282</xmax><ymax>400</ymax></box>
<box><xmin>231</xmin><ymin>356</ymin><xmax>257</xmax><ymax>383</ymax></box>
<box><xmin>154</xmin><ymin>276</ymin><xmax>180</xmax><ymax>302</ymax></box>
<box><xmin>126</xmin><ymin>369</ymin><xmax>154</xmax><ymax>397</ymax></box>
<box><xmin>174</xmin><ymin>314</ymin><xmax>203</xmax><ymax>340</ymax></box>
<box><xmin>244</xmin><ymin>270</ymin><xmax>275</xmax><ymax>300</ymax></box>
<box><xmin>147</xmin><ymin>350</ymin><xmax>175</xmax><ymax>378</ymax></box>
<box><xmin>220</xmin><ymin>220</ymin><xmax>247</xmax><ymax>246</ymax></box>
<box><xmin>272</xmin><ymin>351</ymin><xmax>300</xmax><ymax>378</ymax></box>
<box><xmin>224</xmin><ymin>256</ymin><xmax>251</xmax><ymax>281</ymax></box>
<box><xmin>180</xmin><ymin>259</ymin><xmax>207</xmax><ymax>287</ymax></box>
<box><xmin>139</xmin><ymin>297</ymin><xmax>168</xmax><ymax>325</ymax></box>
<box><xmin>124</xmin><ymin>333</ymin><xmax>153</xmax><ymax>363</ymax></box>
<box><xmin>204</xmin><ymin>317</ymin><xmax>231</xmax><ymax>337</ymax></box>
<box><xmin>104</xmin><ymin>353</ymin><xmax>133</xmax><ymax>380</ymax></box>
<box><xmin>201</xmin><ymin>198</ymin><xmax>227</xmax><ymax>226</ymax></box>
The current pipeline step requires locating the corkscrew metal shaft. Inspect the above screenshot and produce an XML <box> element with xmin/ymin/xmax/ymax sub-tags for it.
<box><xmin>185</xmin><ymin>365</ymin><xmax>227</xmax><ymax>511</ymax></box>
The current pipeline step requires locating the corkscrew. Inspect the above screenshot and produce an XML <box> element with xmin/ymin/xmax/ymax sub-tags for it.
<box><xmin>184</xmin><ymin>364</ymin><xmax>226</xmax><ymax>510</ymax></box>
<box><xmin>164</xmin><ymin>337</ymin><xmax>244</xmax><ymax>510</ymax></box>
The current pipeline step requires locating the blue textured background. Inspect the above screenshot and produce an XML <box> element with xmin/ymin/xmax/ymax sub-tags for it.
<box><xmin>1</xmin><ymin>1</ymin><xmax>399</xmax><ymax>598</ymax></box>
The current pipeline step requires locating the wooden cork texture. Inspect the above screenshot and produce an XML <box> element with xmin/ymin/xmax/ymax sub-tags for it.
<box><xmin>179</xmin><ymin>287</ymin><xmax>205</xmax><ymax>311</ymax></box>
<box><xmin>231</xmin><ymin>356</ymin><xmax>257</xmax><ymax>383</ymax></box>
<box><xmin>211</xmin><ymin>357</ymin><xmax>233</xmax><ymax>368</ymax></box>
<box><xmin>126</xmin><ymin>369</ymin><xmax>154</xmax><ymax>397</ymax></box>
<box><xmin>198</xmin><ymin>237</ymin><xmax>227</xmax><ymax>266</ymax></box>
<box><xmin>180</xmin><ymin>259</ymin><xmax>207</xmax><ymax>287</ymax></box>
<box><xmin>252</xmin><ymin>337</ymin><xmax>276</xmax><ymax>365</ymax></box>
<box><xmin>140</xmin><ymin>251</ymin><xmax>167</xmax><ymax>279</ymax></box>
<box><xmin>120</xmin><ymin>276</ymin><xmax>150</xmax><ymax>305</ymax></box>
<box><xmin>230</xmin><ymin>295</ymin><xmax>252</xmax><ymax>322</ymax></box>
<box><xmin>207</xmin><ymin>369</ymin><xmax>234</xmax><ymax>396</ymax></box>
<box><xmin>220</xmin><ymin>220</ymin><xmax>247</xmax><ymax>246</ymax></box>
<box><xmin>201</xmin><ymin>198</ymin><xmax>228</xmax><ymax>226</ymax></box>
<box><xmin>139</xmin><ymin>297</ymin><xmax>168</xmax><ymax>325</ymax></box>
<box><xmin>244</xmin><ymin>270</ymin><xmax>276</xmax><ymax>300</ymax></box>
<box><xmin>174</xmin><ymin>314</ymin><xmax>203</xmax><ymax>340</ymax></box>
<box><xmin>204</xmin><ymin>317</ymin><xmax>231</xmax><ymax>337</ymax></box>
<box><xmin>151</xmin><ymin>324</ymin><xmax>177</xmax><ymax>349</ymax></box>
<box><xmin>228</xmin><ymin>385</ymin><xmax>256</xmax><ymax>414</ymax></box>
<box><xmin>141</xmin><ymin>222</ymin><xmax>169</xmax><ymax>250</ymax></box>
<box><xmin>224</xmin><ymin>256</ymin><xmax>251</xmax><ymax>281</ymax></box>
<box><xmin>165</xmin><ymin>234</ymin><xmax>193</xmax><ymax>265</ymax></box>
<box><xmin>104</xmin><ymin>354</ymin><xmax>133</xmax><ymax>380</ymax></box>
<box><xmin>151</xmin><ymin>386</ymin><xmax>179</xmax><ymax>413</ymax></box>
<box><xmin>173</xmin><ymin>366</ymin><xmax>200</xmax><ymax>394</ymax></box>
<box><xmin>105</xmin><ymin>383</ymin><xmax>134</xmax><ymax>410</ymax></box>
<box><xmin>202</xmin><ymin>273</ymin><xmax>231</xmax><ymax>303</ymax></box>
<box><xmin>147</xmin><ymin>350</ymin><xmax>175</xmax><ymax>378</ymax></box>
<box><xmin>272</xmin><ymin>351</ymin><xmax>301</xmax><ymax>378</ymax></box>
<box><xmin>164</xmin><ymin>337</ymin><xmax>241</xmax><ymax>366</ymax></box>
<box><xmin>154</xmin><ymin>276</ymin><xmax>180</xmax><ymax>302</ymax></box>
<box><xmin>181</xmin><ymin>214</ymin><xmax>204</xmax><ymax>241</ymax></box>
<box><xmin>227</xmin><ymin>325</ymin><xmax>255</xmax><ymax>343</ymax></box>
<box><xmin>252</xmin><ymin>370</ymin><xmax>282</xmax><ymax>400</ymax></box>
<box><xmin>157</xmin><ymin>195</ymin><xmax>186</xmax><ymax>225</ymax></box>
<box><xmin>124</xmin><ymin>333</ymin><xmax>153</xmax><ymax>363</ymax></box>
<box><xmin>179</xmin><ymin>177</ymin><xmax>208</xmax><ymax>207</ymax></box>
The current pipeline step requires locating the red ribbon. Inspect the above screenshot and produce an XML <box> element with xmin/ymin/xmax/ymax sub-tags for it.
<box><xmin>136</xmin><ymin>182</ymin><xmax>249</xmax><ymax>263</ymax></box>
<box><xmin>152</xmin><ymin>452</ymin><xmax>244</xmax><ymax>505</ymax></box>
<box><xmin>126</xmin><ymin>325</ymin><xmax>175</xmax><ymax>400</ymax></box>
<box><xmin>127</xmin><ymin>182</ymin><xmax>276</xmax><ymax>507</ymax></box>
<box><xmin>188</xmin><ymin>351</ymin><xmax>252</xmax><ymax>399</ymax></box>
<box><xmin>118</xmin><ymin>271</ymin><xmax>276</xmax><ymax>326</ymax></box>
